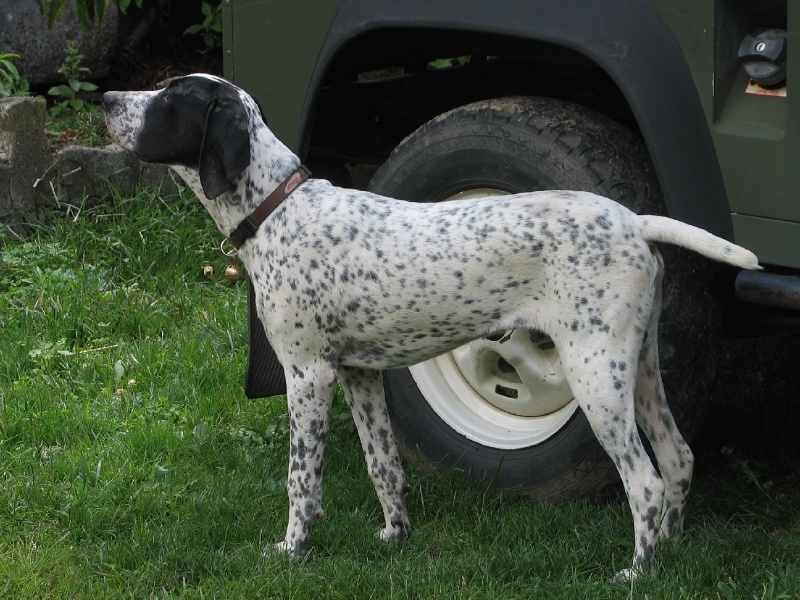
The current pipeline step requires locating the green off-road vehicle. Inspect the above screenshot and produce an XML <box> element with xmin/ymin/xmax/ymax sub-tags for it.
<box><xmin>221</xmin><ymin>0</ymin><xmax>800</xmax><ymax>500</ymax></box>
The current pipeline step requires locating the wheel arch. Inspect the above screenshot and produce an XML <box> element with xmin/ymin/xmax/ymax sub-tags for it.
<box><xmin>298</xmin><ymin>0</ymin><xmax>732</xmax><ymax>238</ymax></box>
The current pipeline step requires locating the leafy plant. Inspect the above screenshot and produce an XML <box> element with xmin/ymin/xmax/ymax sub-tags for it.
<box><xmin>184</xmin><ymin>1</ymin><xmax>223</xmax><ymax>50</ymax></box>
<box><xmin>45</xmin><ymin>105</ymin><xmax>112</xmax><ymax>148</ymax></box>
<box><xmin>47</xmin><ymin>40</ymin><xmax>99</xmax><ymax>116</ymax></box>
<box><xmin>37</xmin><ymin>0</ymin><xmax>142</xmax><ymax>29</ymax></box>
<box><xmin>0</xmin><ymin>52</ymin><xmax>31</xmax><ymax>98</ymax></box>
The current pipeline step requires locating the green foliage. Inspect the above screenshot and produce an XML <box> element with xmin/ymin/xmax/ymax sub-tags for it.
<box><xmin>45</xmin><ymin>104</ymin><xmax>112</xmax><ymax>148</ymax></box>
<box><xmin>43</xmin><ymin>42</ymin><xmax>111</xmax><ymax>149</ymax></box>
<box><xmin>37</xmin><ymin>0</ymin><xmax>111</xmax><ymax>29</ymax></box>
<box><xmin>0</xmin><ymin>53</ymin><xmax>31</xmax><ymax>98</ymax></box>
<box><xmin>116</xmin><ymin>0</ymin><xmax>144</xmax><ymax>14</ymax></box>
<box><xmin>34</xmin><ymin>41</ymin><xmax>110</xmax><ymax>147</ymax></box>
<box><xmin>428</xmin><ymin>55</ymin><xmax>472</xmax><ymax>70</ymax></box>
<box><xmin>184</xmin><ymin>1</ymin><xmax>223</xmax><ymax>50</ymax></box>
<box><xmin>36</xmin><ymin>0</ymin><xmax>68</xmax><ymax>28</ymax></box>
<box><xmin>73</xmin><ymin>0</ymin><xmax>109</xmax><ymax>28</ymax></box>
<box><xmin>47</xmin><ymin>40</ymin><xmax>99</xmax><ymax>116</ymax></box>
<box><xmin>36</xmin><ymin>0</ymin><xmax>147</xmax><ymax>29</ymax></box>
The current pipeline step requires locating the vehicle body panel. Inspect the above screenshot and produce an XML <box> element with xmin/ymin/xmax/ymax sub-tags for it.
<box><xmin>222</xmin><ymin>0</ymin><xmax>338</xmax><ymax>147</ymax></box>
<box><xmin>223</xmin><ymin>0</ymin><xmax>799</xmax><ymax>268</ymax></box>
<box><xmin>652</xmin><ymin>0</ymin><xmax>798</xmax><ymax>268</ymax></box>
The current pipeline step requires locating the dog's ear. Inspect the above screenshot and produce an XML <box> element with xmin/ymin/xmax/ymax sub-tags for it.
<box><xmin>199</xmin><ymin>97</ymin><xmax>251</xmax><ymax>199</ymax></box>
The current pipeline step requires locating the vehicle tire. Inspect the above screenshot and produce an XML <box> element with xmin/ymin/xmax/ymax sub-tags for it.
<box><xmin>368</xmin><ymin>97</ymin><xmax>720</xmax><ymax>501</ymax></box>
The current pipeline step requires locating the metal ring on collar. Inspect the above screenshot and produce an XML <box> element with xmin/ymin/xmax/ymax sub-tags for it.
<box><xmin>220</xmin><ymin>238</ymin><xmax>239</xmax><ymax>257</ymax></box>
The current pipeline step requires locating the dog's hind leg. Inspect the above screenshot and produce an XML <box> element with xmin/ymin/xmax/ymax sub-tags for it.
<box><xmin>274</xmin><ymin>360</ymin><xmax>337</xmax><ymax>558</ymax></box>
<box><xmin>556</xmin><ymin>320</ymin><xmax>665</xmax><ymax>580</ymax></box>
<box><xmin>338</xmin><ymin>366</ymin><xmax>412</xmax><ymax>543</ymax></box>
<box><xmin>632</xmin><ymin>252</ymin><xmax>694</xmax><ymax>540</ymax></box>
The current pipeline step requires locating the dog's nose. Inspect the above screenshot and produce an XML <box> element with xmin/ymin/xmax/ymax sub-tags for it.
<box><xmin>102</xmin><ymin>91</ymin><xmax>118</xmax><ymax>108</ymax></box>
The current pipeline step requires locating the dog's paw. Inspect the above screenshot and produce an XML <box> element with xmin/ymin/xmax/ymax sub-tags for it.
<box><xmin>265</xmin><ymin>540</ymin><xmax>305</xmax><ymax>561</ymax></box>
<box><xmin>612</xmin><ymin>560</ymin><xmax>655</xmax><ymax>583</ymax></box>
<box><xmin>611</xmin><ymin>568</ymin><xmax>637</xmax><ymax>583</ymax></box>
<box><xmin>378</xmin><ymin>521</ymin><xmax>412</xmax><ymax>544</ymax></box>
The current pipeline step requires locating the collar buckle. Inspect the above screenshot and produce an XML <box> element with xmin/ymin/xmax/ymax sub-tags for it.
<box><xmin>228</xmin><ymin>216</ymin><xmax>258</xmax><ymax>249</ymax></box>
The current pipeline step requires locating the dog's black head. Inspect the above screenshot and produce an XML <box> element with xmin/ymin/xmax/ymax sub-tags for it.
<box><xmin>136</xmin><ymin>75</ymin><xmax>251</xmax><ymax>199</ymax></box>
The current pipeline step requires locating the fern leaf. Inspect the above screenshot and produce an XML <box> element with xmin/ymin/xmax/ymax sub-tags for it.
<box><xmin>45</xmin><ymin>0</ymin><xmax>69</xmax><ymax>28</ymax></box>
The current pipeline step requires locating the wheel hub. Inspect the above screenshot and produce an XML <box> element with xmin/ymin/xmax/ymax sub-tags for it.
<box><xmin>409</xmin><ymin>330</ymin><xmax>577</xmax><ymax>450</ymax></box>
<box><xmin>451</xmin><ymin>329</ymin><xmax>571</xmax><ymax>417</ymax></box>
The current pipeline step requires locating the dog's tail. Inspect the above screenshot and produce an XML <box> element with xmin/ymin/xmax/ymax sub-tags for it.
<box><xmin>637</xmin><ymin>215</ymin><xmax>761</xmax><ymax>270</ymax></box>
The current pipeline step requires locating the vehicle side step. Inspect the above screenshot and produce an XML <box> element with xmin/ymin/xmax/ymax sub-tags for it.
<box><xmin>735</xmin><ymin>270</ymin><xmax>800</xmax><ymax>311</ymax></box>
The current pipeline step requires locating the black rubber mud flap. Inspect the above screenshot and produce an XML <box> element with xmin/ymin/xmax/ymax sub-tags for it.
<box><xmin>244</xmin><ymin>277</ymin><xmax>287</xmax><ymax>398</ymax></box>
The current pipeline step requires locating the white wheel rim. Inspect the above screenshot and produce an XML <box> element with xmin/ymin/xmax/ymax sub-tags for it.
<box><xmin>408</xmin><ymin>187</ymin><xmax>578</xmax><ymax>450</ymax></box>
<box><xmin>409</xmin><ymin>333</ymin><xmax>577</xmax><ymax>450</ymax></box>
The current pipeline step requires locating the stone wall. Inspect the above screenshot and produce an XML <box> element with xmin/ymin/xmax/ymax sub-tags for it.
<box><xmin>0</xmin><ymin>0</ymin><xmax>120</xmax><ymax>87</ymax></box>
<box><xmin>0</xmin><ymin>96</ymin><xmax>177</xmax><ymax>236</ymax></box>
<box><xmin>0</xmin><ymin>96</ymin><xmax>52</xmax><ymax>223</ymax></box>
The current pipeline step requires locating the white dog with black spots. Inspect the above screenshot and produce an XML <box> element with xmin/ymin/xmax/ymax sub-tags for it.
<box><xmin>103</xmin><ymin>74</ymin><xmax>760</xmax><ymax>581</ymax></box>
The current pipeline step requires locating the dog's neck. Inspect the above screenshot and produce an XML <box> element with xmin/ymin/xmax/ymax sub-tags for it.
<box><xmin>173</xmin><ymin>121</ymin><xmax>302</xmax><ymax>241</ymax></box>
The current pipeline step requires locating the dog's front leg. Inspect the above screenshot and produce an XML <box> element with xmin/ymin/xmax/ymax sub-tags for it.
<box><xmin>273</xmin><ymin>361</ymin><xmax>337</xmax><ymax>559</ymax></box>
<box><xmin>338</xmin><ymin>366</ymin><xmax>412</xmax><ymax>543</ymax></box>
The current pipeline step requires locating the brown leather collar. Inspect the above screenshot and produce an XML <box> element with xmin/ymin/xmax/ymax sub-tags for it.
<box><xmin>228</xmin><ymin>165</ymin><xmax>311</xmax><ymax>248</ymax></box>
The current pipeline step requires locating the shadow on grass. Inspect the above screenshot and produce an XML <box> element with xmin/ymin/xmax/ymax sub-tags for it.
<box><xmin>691</xmin><ymin>329</ymin><xmax>800</xmax><ymax>535</ymax></box>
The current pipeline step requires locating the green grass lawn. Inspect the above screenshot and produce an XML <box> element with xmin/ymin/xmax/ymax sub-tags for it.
<box><xmin>1</xmin><ymin>185</ymin><xmax>799</xmax><ymax>598</ymax></box>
